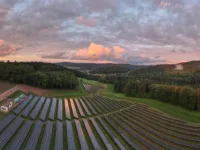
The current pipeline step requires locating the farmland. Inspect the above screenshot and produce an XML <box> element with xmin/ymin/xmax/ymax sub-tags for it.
<box><xmin>0</xmin><ymin>92</ymin><xmax>200</xmax><ymax>150</ymax></box>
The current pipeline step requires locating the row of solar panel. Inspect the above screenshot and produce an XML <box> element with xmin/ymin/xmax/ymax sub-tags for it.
<box><xmin>12</xmin><ymin>95</ymin><xmax>94</xmax><ymax>120</ymax></box>
<box><xmin>0</xmin><ymin>114</ymin><xmax>126</xmax><ymax>150</ymax></box>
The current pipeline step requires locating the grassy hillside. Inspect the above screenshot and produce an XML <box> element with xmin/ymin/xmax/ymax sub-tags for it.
<box><xmin>82</xmin><ymin>78</ymin><xmax>200</xmax><ymax>123</ymax></box>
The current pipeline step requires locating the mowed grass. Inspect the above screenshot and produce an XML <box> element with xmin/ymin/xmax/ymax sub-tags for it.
<box><xmin>0</xmin><ymin>81</ymin><xmax>16</xmax><ymax>94</ymax></box>
<box><xmin>82</xmin><ymin>78</ymin><xmax>200</xmax><ymax>123</ymax></box>
<box><xmin>79</xmin><ymin>78</ymin><xmax>104</xmax><ymax>86</ymax></box>
<box><xmin>8</xmin><ymin>90</ymin><xmax>25</xmax><ymax>98</ymax></box>
<box><xmin>46</xmin><ymin>79</ymin><xmax>88</xmax><ymax>98</ymax></box>
<box><xmin>0</xmin><ymin>115</ymin><xmax>4</xmax><ymax>121</ymax></box>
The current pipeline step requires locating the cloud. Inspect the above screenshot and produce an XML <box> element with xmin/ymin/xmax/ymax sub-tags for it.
<box><xmin>41</xmin><ymin>52</ymin><xmax>69</xmax><ymax>59</ymax></box>
<box><xmin>0</xmin><ymin>0</ymin><xmax>200</xmax><ymax>64</ymax></box>
<box><xmin>0</xmin><ymin>40</ymin><xmax>23</xmax><ymax>56</ymax></box>
<box><xmin>159</xmin><ymin>1</ymin><xmax>171</xmax><ymax>8</ymax></box>
<box><xmin>113</xmin><ymin>46</ymin><xmax>125</xmax><ymax>59</ymax></box>
<box><xmin>76</xmin><ymin>16</ymin><xmax>97</xmax><ymax>27</ymax></box>
<box><xmin>72</xmin><ymin>42</ymin><xmax>126</xmax><ymax>61</ymax></box>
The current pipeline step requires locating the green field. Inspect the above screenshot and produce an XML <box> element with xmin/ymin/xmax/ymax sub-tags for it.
<box><xmin>8</xmin><ymin>90</ymin><xmax>25</xmax><ymax>98</ymax></box>
<box><xmin>82</xmin><ymin>78</ymin><xmax>200</xmax><ymax>123</ymax></box>
<box><xmin>46</xmin><ymin>79</ymin><xmax>88</xmax><ymax>98</ymax></box>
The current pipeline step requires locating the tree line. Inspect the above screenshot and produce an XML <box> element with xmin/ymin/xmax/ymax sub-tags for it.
<box><xmin>114</xmin><ymin>79</ymin><xmax>199</xmax><ymax>110</ymax></box>
<box><xmin>0</xmin><ymin>61</ymin><xmax>78</xmax><ymax>89</ymax></box>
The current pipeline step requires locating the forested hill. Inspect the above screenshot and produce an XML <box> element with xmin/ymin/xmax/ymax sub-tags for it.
<box><xmin>129</xmin><ymin>60</ymin><xmax>200</xmax><ymax>75</ymax></box>
<box><xmin>57</xmin><ymin>62</ymin><xmax>145</xmax><ymax>70</ymax></box>
<box><xmin>0</xmin><ymin>61</ymin><xmax>79</xmax><ymax>89</ymax></box>
<box><xmin>91</xmin><ymin>65</ymin><xmax>131</xmax><ymax>74</ymax></box>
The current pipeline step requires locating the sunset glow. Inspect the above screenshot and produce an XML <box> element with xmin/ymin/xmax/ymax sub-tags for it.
<box><xmin>0</xmin><ymin>0</ymin><xmax>199</xmax><ymax>64</ymax></box>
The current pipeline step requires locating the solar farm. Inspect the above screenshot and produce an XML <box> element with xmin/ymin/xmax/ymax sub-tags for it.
<box><xmin>0</xmin><ymin>85</ymin><xmax>200</xmax><ymax>150</ymax></box>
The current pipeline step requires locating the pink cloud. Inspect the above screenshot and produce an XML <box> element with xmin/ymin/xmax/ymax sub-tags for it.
<box><xmin>159</xmin><ymin>1</ymin><xmax>171</xmax><ymax>8</ymax></box>
<box><xmin>73</xmin><ymin>43</ymin><xmax>126</xmax><ymax>61</ymax></box>
<box><xmin>0</xmin><ymin>40</ymin><xmax>23</xmax><ymax>57</ymax></box>
<box><xmin>76</xmin><ymin>16</ymin><xmax>97</xmax><ymax>27</ymax></box>
<box><xmin>113</xmin><ymin>46</ymin><xmax>125</xmax><ymax>59</ymax></box>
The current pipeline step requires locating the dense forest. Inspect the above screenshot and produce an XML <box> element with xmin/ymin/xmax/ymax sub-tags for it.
<box><xmin>0</xmin><ymin>61</ymin><xmax>79</xmax><ymax>89</ymax></box>
<box><xmin>57</xmin><ymin>62</ymin><xmax>145</xmax><ymax>70</ymax></box>
<box><xmin>91</xmin><ymin>66</ymin><xmax>130</xmax><ymax>74</ymax></box>
<box><xmin>98</xmin><ymin>61</ymin><xmax>200</xmax><ymax>111</ymax></box>
<box><xmin>114</xmin><ymin>79</ymin><xmax>199</xmax><ymax>110</ymax></box>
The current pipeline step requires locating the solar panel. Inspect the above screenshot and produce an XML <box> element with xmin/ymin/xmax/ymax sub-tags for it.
<box><xmin>54</xmin><ymin>121</ymin><xmax>63</xmax><ymax>150</ymax></box>
<box><xmin>24</xmin><ymin>120</ymin><xmax>43</xmax><ymax>150</ymax></box>
<box><xmin>13</xmin><ymin>94</ymin><xmax>33</xmax><ymax>114</ymax></box>
<box><xmin>79</xmin><ymin>98</ymin><xmax>91</xmax><ymax>116</ymax></box>
<box><xmin>75</xmin><ymin>120</ymin><xmax>89</xmax><ymax>150</ymax></box>
<box><xmin>0</xmin><ymin>117</ymin><xmax>24</xmax><ymax>149</ymax></box>
<box><xmin>40</xmin><ymin>121</ymin><xmax>53</xmax><ymax>150</ymax></box>
<box><xmin>90</xmin><ymin>118</ymin><xmax>113</xmax><ymax>150</ymax></box>
<box><xmin>81</xmin><ymin>97</ymin><xmax>97</xmax><ymax>115</ymax></box>
<box><xmin>48</xmin><ymin>98</ymin><xmax>57</xmax><ymax>120</ymax></box>
<box><xmin>75</xmin><ymin>98</ymin><xmax>85</xmax><ymax>117</ymax></box>
<box><xmin>30</xmin><ymin>97</ymin><xmax>45</xmax><ymax>119</ymax></box>
<box><xmin>0</xmin><ymin>113</ymin><xmax>15</xmax><ymax>133</ymax></box>
<box><xmin>104</xmin><ymin>116</ymin><xmax>140</xmax><ymax>150</ymax></box>
<box><xmin>66</xmin><ymin>121</ymin><xmax>76</xmax><ymax>150</ymax></box>
<box><xmin>70</xmin><ymin>98</ymin><xmax>78</xmax><ymax>118</ymax></box>
<box><xmin>7</xmin><ymin>120</ymin><xmax>32</xmax><ymax>150</ymax></box>
<box><xmin>64</xmin><ymin>99</ymin><xmax>71</xmax><ymax>119</ymax></box>
<box><xmin>21</xmin><ymin>96</ymin><xmax>39</xmax><ymax>117</ymax></box>
<box><xmin>83</xmin><ymin>119</ymin><xmax>100</xmax><ymax>149</ymax></box>
<box><xmin>39</xmin><ymin>98</ymin><xmax>51</xmax><ymax>121</ymax></box>
<box><xmin>57</xmin><ymin>99</ymin><xmax>63</xmax><ymax>120</ymax></box>
<box><xmin>98</xmin><ymin>118</ymin><xmax>126</xmax><ymax>150</ymax></box>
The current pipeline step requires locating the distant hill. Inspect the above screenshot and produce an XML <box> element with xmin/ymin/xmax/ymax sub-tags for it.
<box><xmin>57</xmin><ymin>62</ymin><xmax>145</xmax><ymax>71</ymax></box>
<box><xmin>129</xmin><ymin>60</ymin><xmax>200</xmax><ymax>75</ymax></box>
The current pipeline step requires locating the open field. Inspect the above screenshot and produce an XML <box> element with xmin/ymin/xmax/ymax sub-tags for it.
<box><xmin>0</xmin><ymin>94</ymin><xmax>200</xmax><ymax>149</ymax></box>
<box><xmin>46</xmin><ymin>79</ymin><xmax>88</xmax><ymax>98</ymax></box>
<box><xmin>0</xmin><ymin>81</ymin><xmax>16</xmax><ymax>94</ymax></box>
<box><xmin>81</xmin><ymin>78</ymin><xmax>200</xmax><ymax>123</ymax></box>
<box><xmin>8</xmin><ymin>91</ymin><xmax>25</xmax><ymax>98</ymax></box>
<box><xmin>0</xmin><ymin>79</ymin><xmax>87</xmax><ymax>99</ymax></box>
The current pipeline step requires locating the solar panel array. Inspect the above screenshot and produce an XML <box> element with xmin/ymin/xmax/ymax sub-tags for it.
<box><xmin>40</xmin><ymin>121</ymin><xmax>53</xmax><ymax>150</ymax></box>
<box><xmin>21</xmin><ymin>96</ymin><xmax>39</xmax><ymax>117</ymax></box>
<box><xmin>39</xmin><ymin>98</ymin><xmax>51</xmax><ymax>121</ymax></box>
<box><xmin>0</xmin><ymin>94</ymin><xmax>200</xmax><ymax>149</ymax></box>
<box><xmin>48</xmin><ymin>98</ymin><xmax>57</xmax><ymax>120</ymax></box>
<box><xmin>57</xmin><ymin>99</ymin><xmax>63</xmax><ymax>120</ymax></box>
<box><xmin>0</xmin><ymin>117</ymin><xmax>24</xmax><ymax>149</ymax></box>
<box><xmin>0</xmin><ymin>114</ymin><xmax>15</xmax><ymax>133</ymax></box>
<box><xmin>64</xmin><ymin>99</ymin><xmax>71</xmax><ymax>119</ymax></box>
<box><xmin>75</xmin><ymin>120</ymin><xmax>89</xmax><ymax>150</ymax></box>
<box><xmin>54</xmin><ymin>121</ymin><xmax>63</xmax><ymax>150</ymax></box>
<box><xmin>24</xmin><ymin>120</ymin><xmax>43</xmax><ymax>150</ymax></box>
<box><xmin>7</xmin><ymin>120</ymin><xmax>32</xmax><ymax>150</ymax></box>
<box><xmin>13</xmin><ymin>94</ymin><xmax>33</xmax><ymax>115</ymax></box>
<box><xmin>30</xmin><ymin>97</ymin><xmax>45</xmax><ymax>119</ymax></box>
<box><xmin>66</xmin><ymin>121</ymin><xmax>76</xmax><ymax>150</ymax></box>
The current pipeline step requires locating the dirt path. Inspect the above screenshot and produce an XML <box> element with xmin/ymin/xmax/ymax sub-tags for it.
<box><xmin>0</xmin><ymin>84</ymin><xmax>48</xmax><ymax>101</ymax></box>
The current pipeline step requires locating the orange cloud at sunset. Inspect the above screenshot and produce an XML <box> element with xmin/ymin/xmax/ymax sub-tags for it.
<box><xmin>113</xmin><ymin>46</ymin><xmax>126</xmax><ymax>59</ymax></box>
<box><xmin>73</xmin><ymin>43</ymin><xmax>126</xmax><ymax>61</ymax></box>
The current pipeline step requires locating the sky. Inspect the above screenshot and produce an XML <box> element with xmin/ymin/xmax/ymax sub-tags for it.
<box><xmin>0</xmin><ymin>0</ymin><xmax>200</xmax><ymax>65</ymax></box>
